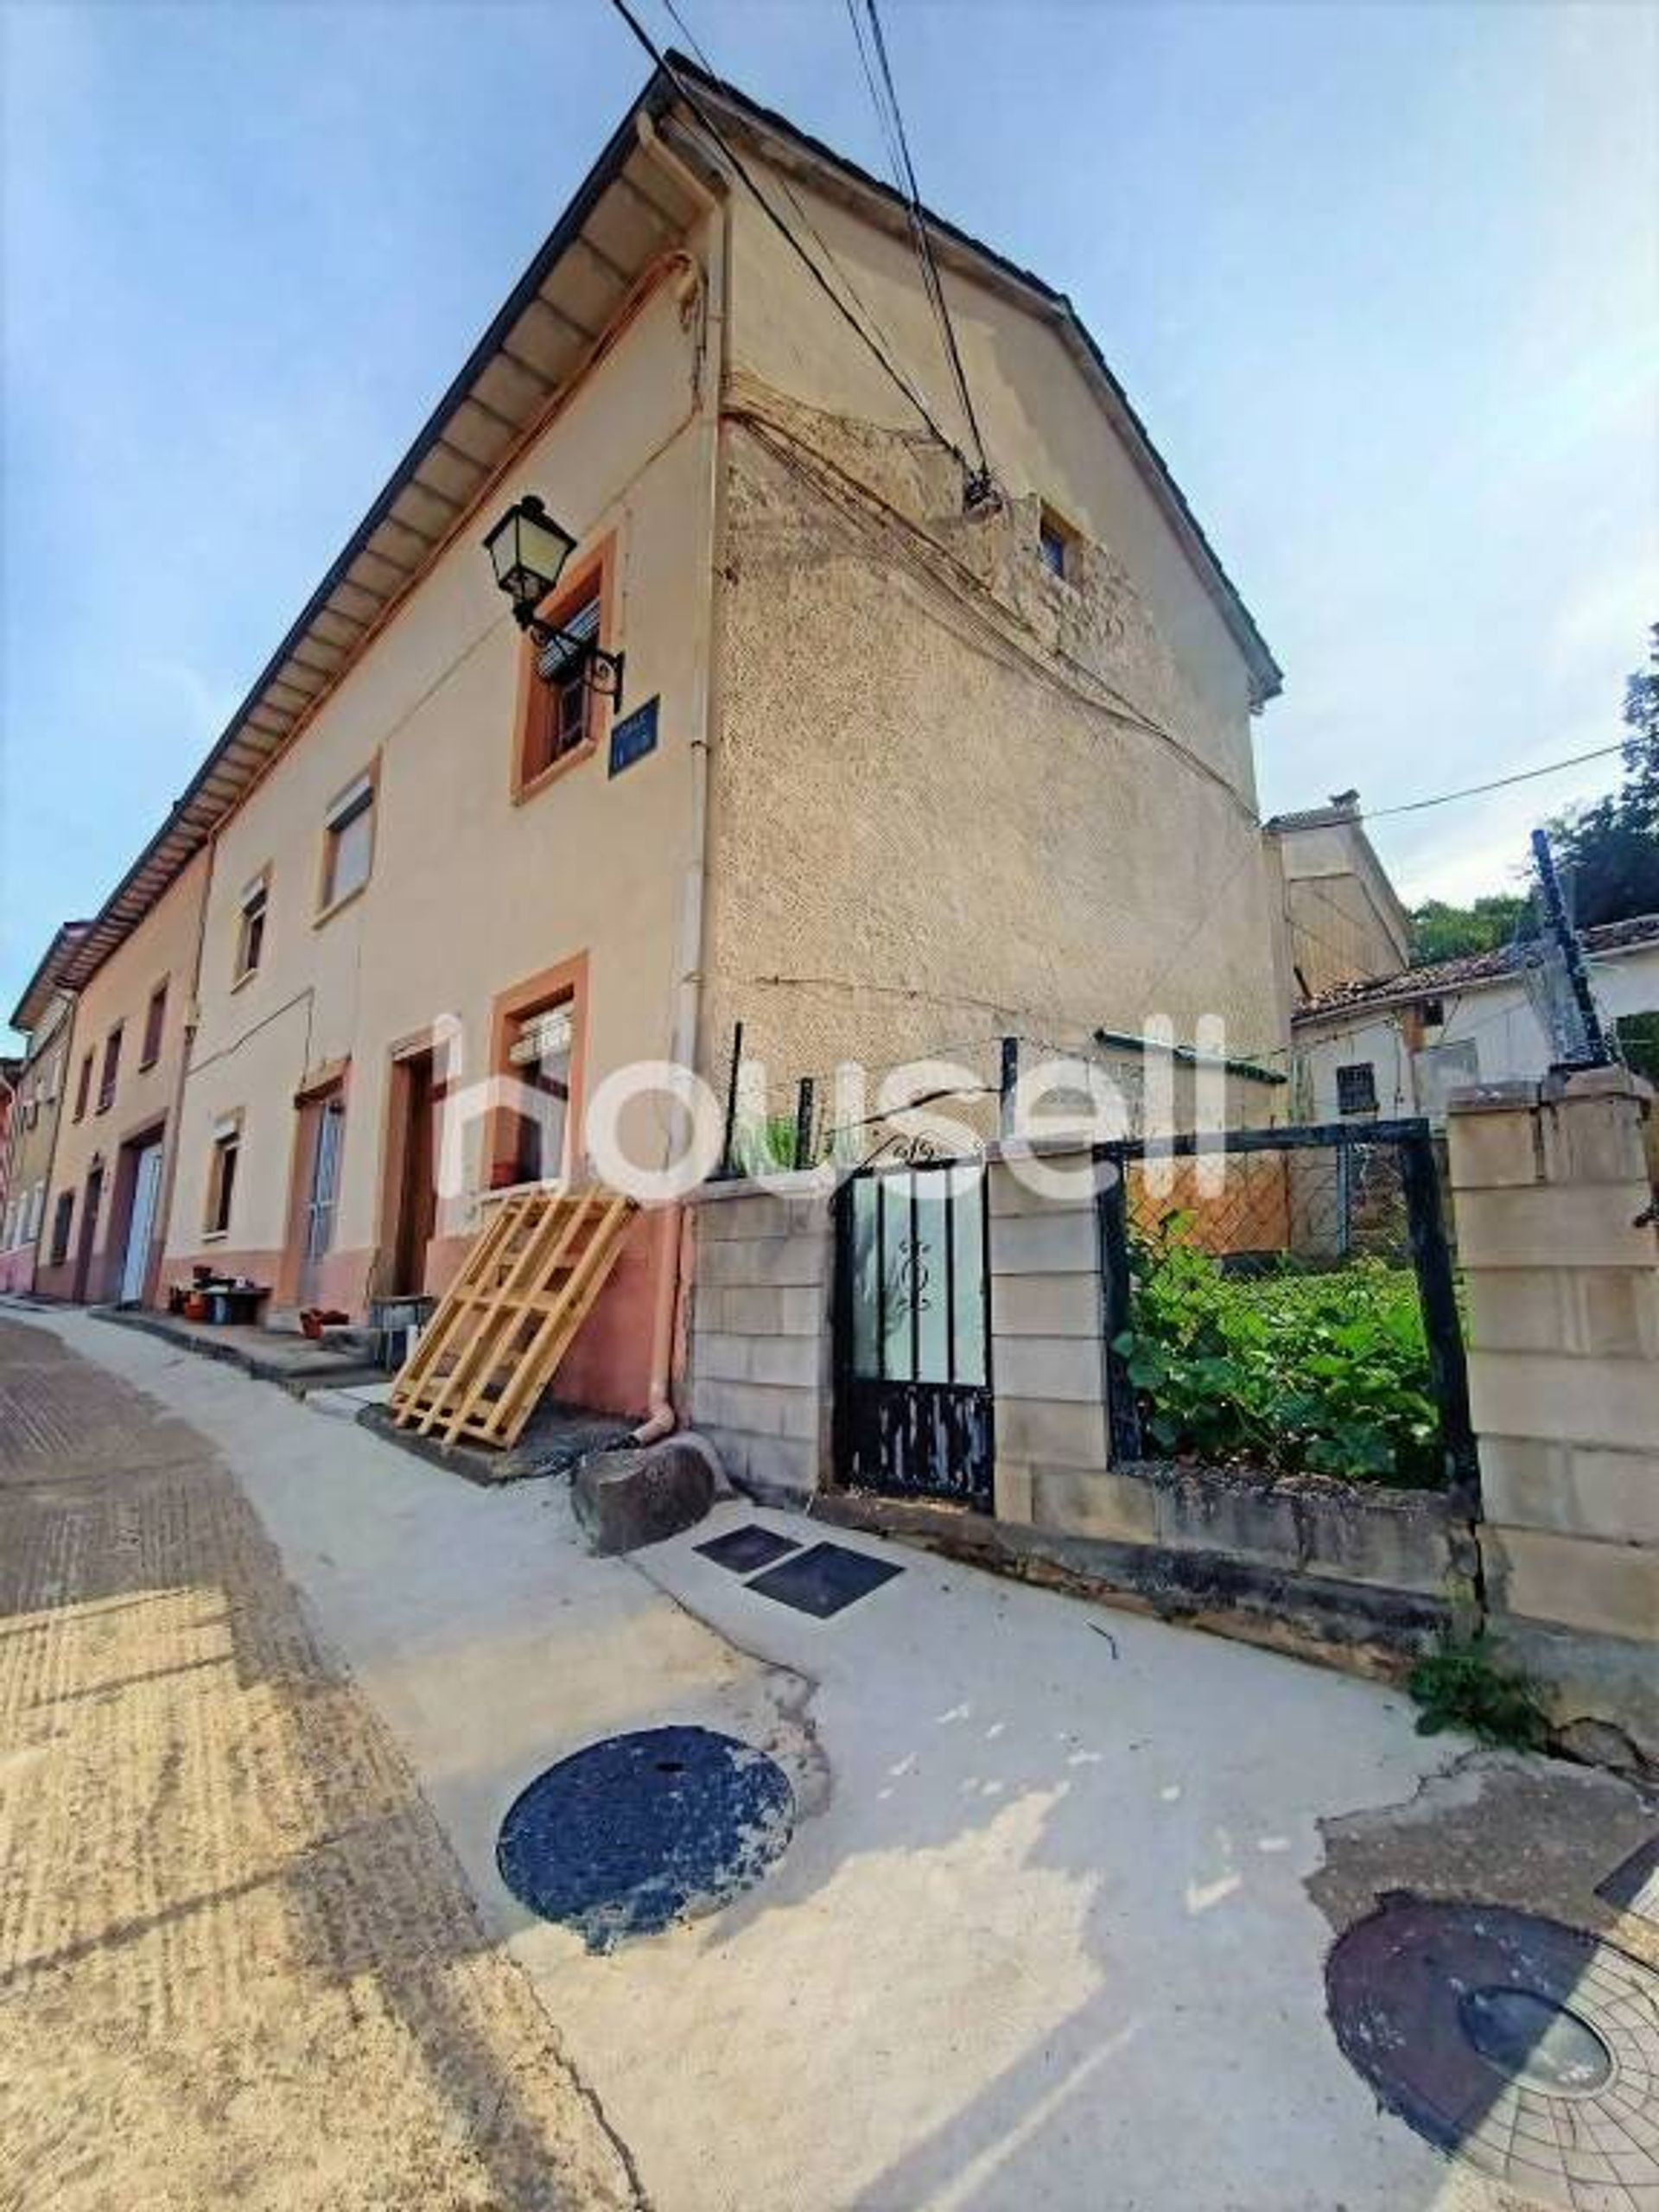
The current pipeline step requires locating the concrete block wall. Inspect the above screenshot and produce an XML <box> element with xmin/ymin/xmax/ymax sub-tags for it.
<box><xmin>982</xmin><ymin>1159</ymin><xmax>1118</xmax><ymax>1534</ymax></box>
<box><xmin>1447</xmin><ymin>1068</ymin><xmax>1659</xmax><ymax>1756</ymax></box>
<box><xmin>684</xmin><ymin>1176</ymin><xmax>834</xmax><ymax>1505</ymax></box>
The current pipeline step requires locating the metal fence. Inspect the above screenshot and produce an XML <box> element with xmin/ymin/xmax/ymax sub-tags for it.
<box><xmin>1097</xmin><ymin>1120</ymin><xmax>1478</xmax><ymax>1501</ymax></box>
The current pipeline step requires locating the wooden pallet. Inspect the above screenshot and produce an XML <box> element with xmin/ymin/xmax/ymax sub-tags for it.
<box><xmin>387</xmin><ymin>1185</ymin><xmax>634</xmax><ymax>1449</ymax></box>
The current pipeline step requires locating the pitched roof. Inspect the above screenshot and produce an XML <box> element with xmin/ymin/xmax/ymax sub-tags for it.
<box><xmin>10</xmin><ymin>923</ymin><xmax>90</xmax><ymax>1037</ymax></box>
<box><xmin>1292</xmin><ymin>912</ymin><xmax>1659</xmax><ymax>1023</ymax></box>
<box><xmin>51</xmin><ymin>53</ymin><xmax>1280</xmax><ymax>995</ymax></box>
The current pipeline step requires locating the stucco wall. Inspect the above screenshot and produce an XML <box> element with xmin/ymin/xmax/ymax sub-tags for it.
<box><xmin>701</xmin><ymin>164</ymin><xmax>1287</xmax><ymax>1109</ymax></box>
<box><xmin>0</xmin><ymin>995</ymin><xmax>73</xmax><ymax>1294</ymax></box>
<box><xmin>1269</xmin><ymin>817</ymin><xmax>1411</xmax><ymax>999</ymax></box>
<box><xmin>162</xmin><ymin>254</ymin><xmax>717</xmax><ymax>1396</ymax></box>
<box><xmin>36</xmin><ymin>851</ymin><xmax>208</xmax><ymax>1305</ymax></box>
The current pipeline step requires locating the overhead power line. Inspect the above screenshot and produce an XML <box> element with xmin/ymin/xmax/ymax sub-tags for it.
<box><xmin>604</xmin><ymin>0</ymin><xmax>976</xmax><ymax>479</ymax></box>
<box><xmin>851</xmin><ymin>0</ymin><xmax>995</xmax><ymax>499</ymax></box>
<box><xmin>1355</xmin><ymin>741</ymin><xmax>1631</xmax><ymax>823</ymax></box>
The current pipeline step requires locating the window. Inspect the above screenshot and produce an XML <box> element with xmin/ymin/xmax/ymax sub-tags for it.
<box><xmin>205</xmin><ymin>1115</ymin><xmax>241</xmax><ymax>1237</ymax></box>
<box><xmin>523</xmin><ymin>596</ymin><xmax>601</xmax><ymax>786</ymax></box>
<box><xmin>320</xmin><ymin>771</ymin><xmax>375</xmax><ymax>912</ymax></box>
<box><xmin>24</xmin><ymin>1182</ymin><xmax>45</xmax><ymax>1243</ymax></box>
<box><xmin>97</xmin><ymin>1025</ymin><xmax>123</xmax><ymax>1115</ymax></box>
<box><xmin>140</xmin><ymin>980</ymin><xmax>168</xmax><ymax>1068</ymax></box>
<box><xmin>49</xmin><ymin>1191</ymin><xmax>74</xmax><ymax>1266</ymax></box>
<box><xmin>1335</xmin><ymin>1061</ymin><xmax>1378</xmax><ymax>1117</ymax></box>
<box><xmin>1038</xmin><ymin>505</ymin><xmax>1074</xmax><ymax>581</ymax></box>
<box><xmin>73</xmin><ymin>1051</ymin><xmax>92</xmax><ymax>1122</ymax></box>
<box><xmin>500</xmin><ymin>995</ymin><xmax>576</xmax><ymax>1186</ymax></box>
<box><xmin>236</xmin><ymin>872</ymin><xmax>269</xmax><ymax>981</ymax></box>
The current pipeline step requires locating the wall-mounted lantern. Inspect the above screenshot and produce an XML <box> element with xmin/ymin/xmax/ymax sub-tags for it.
<box><xmin>482</xmin><ymin>494</ymin><xmax>625</xmax><ymax>707</ymax></box>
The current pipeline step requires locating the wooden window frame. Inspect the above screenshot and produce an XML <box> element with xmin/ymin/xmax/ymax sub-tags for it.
<box><xmin>48</xmin><ymin>1189</ymin><xmax>74</xmax><ymax>1267</ymax></box>
<box><xmin>96</xmin><ymin>1024</ymin><xmax>123</xmax><ymax>1116</ymax></box>
<box><xmin>73</xmin><ymin>1050</ymin><xmax>92</xmax><ymax>1123</ymax></box>
<box><xmin>139</xmin><ymin>978</ymin><xmax>168</xmax><ymax>1071</ymax></box>
<box><xmin>486</xmin><ymin>952</ymin><xmax>588</xmax><ymax>1193</ymax></box>
<box><xmin>203</xmin><ymin>1111</ymin><xmax>244</xmax><ymax>1241</ymax></box>
<box><xmin>510</xmin><ymin>537</ymin><xmax>616</xmax><ymax>806</ymax></box>
<box><xmin>234</xmin><ymin>868</ymin><xmax>271</xmax><ymax>988</ymax></box>
<box><xmin>1038</xmin><ymin>503</ymin><xmax>1077</xmax><ymax>582</ymax></box>
<box><xmin>315</xmin><ymin>760</ymin><xmax>379</xmax><ymax>925</ymax></box>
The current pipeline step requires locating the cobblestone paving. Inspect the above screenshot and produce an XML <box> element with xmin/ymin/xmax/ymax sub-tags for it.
<box><xmin>0</xmin><ymin>1319</ymin><xmax>643</xmax><ymax>2212</ymax></box>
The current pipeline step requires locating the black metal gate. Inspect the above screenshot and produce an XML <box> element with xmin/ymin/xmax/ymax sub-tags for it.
<box><xmin>832</xmin><ymin>1160</ymin><xmax>994</xmax><ymax>1508</ymax></box>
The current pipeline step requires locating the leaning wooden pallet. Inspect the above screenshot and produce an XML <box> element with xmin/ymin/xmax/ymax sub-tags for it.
<box><xmin>387</xmin><ymin>1185</ymin><xmax>634</xmax><ymax>1450</ymax></box>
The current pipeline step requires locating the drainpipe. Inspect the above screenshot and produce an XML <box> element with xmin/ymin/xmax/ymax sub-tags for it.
<box><xmin>630</xmin><ymin>110</ymin><xmax>727</xmax><ymax>1446</ymax></box>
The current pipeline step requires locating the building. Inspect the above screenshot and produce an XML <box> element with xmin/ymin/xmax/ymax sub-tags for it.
<box><xmin>16</xmin><ymin>56</ymin><xmax>1289</xmax><ymax>1414</ymax></box>
<box><xmin>1265</xmin><ymin>791</ymin><xmax>1412</xmax><ymax>1002</ymax></box>
<box><xmin>0</xmin><ymin>927</ymin><xmax>86</xmax><ymax>1297</ymax></box>
<box><xmin>1292</xmin><ymin>912</ymin><xmax>1659</xmax><ymax>1122</ymax></box>
<box><xmin>34</xmin><ymin>854</ymin><xmax>209</xmax><ymax>1307</ymax></box>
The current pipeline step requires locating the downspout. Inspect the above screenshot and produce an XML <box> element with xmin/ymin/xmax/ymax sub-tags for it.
<box><xmin>631</xmin><ymin>109</ymin><xmax>727</xmax><ymax>1446</ymax></box>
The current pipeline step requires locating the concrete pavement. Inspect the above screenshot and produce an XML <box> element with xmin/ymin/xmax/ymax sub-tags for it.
<box><xmin>10</xmin><ymin>1306</ymin><xmax>1643</xmax><ymax>2211</ymax></box>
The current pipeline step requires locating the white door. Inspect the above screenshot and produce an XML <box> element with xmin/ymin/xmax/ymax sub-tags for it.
<box><xmin>120</xmin><ymin>1141</ymin><xmax>164</xmax><ymax>1304</ymax></box>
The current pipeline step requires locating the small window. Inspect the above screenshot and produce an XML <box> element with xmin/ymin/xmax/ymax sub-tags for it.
<box><xmin>73</xmin><ymin>1051</ymin><xmax>92</xmax><ymax>1122</ymax></box>
<box><xmin>49</xmin><ymin>1190</ymin><xmax>74</xmax><ymax>1266</ymax></box>
<box><xmin>97</xmin><ymin>1025</ymin><xmax>123</xmax><ymax>1115</ymax></box>
<box><xmin>523</xmin><ymin>597</ymin><xmax>601</xmax><ymax>786</ymax></box>
<box><xmin>236</xmin><ymin>874</ymin><xmax>269</xmax><ymax>982</ymax></box>
<box><xmin>1038</xmin><ymin>505</ymin><xmax>1074</xmax><ymax>581</ymax></box>
<box><xmin>1336</xmin><ymin>1061</ymin><xmax>1378</xmax><ymax>1117</ymax></box>
<box><xmin>499</xmin><ymin>996</ymin><xmax>575</xmax><ymax>1186</ymax></box>
<box><xmin>321</xmin><ymin>772</ymin><xmax>375</xmax><ymax>912</ymax></box>
<box><xmin>140</xmin><ymin>981</ymin><xmax>168</xmax><ymax>1069</ymax></box>
<box><xmin>205</xmin><ymin>1115</ymin><xmax>241</xmax><ymax>1237</ymax></box>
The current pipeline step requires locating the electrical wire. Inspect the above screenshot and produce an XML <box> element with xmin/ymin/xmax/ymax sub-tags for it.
<box><xmin>853</xmin><ymin>0</ymin><xmax>994</xmax><ymax>492</ymax></box>
<box><xmin>1342</xmin><ymin>741</ymin><xmax>1632</xmax><ymax>825</ymax></box>
<box><xmin>604</xmin><ymin>0</ymin><xmax>977</xmax><ymax>480</ymax></box>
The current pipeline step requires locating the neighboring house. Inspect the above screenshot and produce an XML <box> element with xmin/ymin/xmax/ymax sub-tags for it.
<box><xmin>0</xmin><ymin>926</ymin><xmax>87</xmax><ymax>1296</ymax></box>
<box><xmin>35</xmin><ymin>852</ymin><xmax>209</xmax><ymax>1307</ymax></box>
<box><xmin>1265</xmin><ymin>790</ymin><xmax>1413</xmax><ymax>1001</ymax></box>
<box><xmin>13</xmin><ymin>56</ymin><xmax>1288</xmax><ymax>1414</ymax></box>
<box><xmin>1292</xmin><ymin>913</ymin><xmax>1659</xmax><ymax>1122</ymax></box>
<box><xmin>0</xmin><ymin>1057</ymin><xmax>22</xmax><ymax>1262</ymax></box>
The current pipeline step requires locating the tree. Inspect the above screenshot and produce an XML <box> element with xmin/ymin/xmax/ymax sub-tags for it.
<box><xmin>1409</xmin><ymin>893</ymin><xmax>1529</xmax><ymax>966</ymax></box>
<box><xmin>1545</xmin><ymin>623</ymin><xmax>1659</xmax><ymax>928</ymax></box>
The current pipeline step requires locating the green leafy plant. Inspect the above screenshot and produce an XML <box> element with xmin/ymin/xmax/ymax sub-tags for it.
<box><xmin>1113</xmin><ymin>1212</ymin><xmax>1444</xmax><ymax>1484</ymax></box>
<box><xmin>1408</xmin><ymin>1636</ymin><xmax>1549</xmax><ymax>1750</ymax></box>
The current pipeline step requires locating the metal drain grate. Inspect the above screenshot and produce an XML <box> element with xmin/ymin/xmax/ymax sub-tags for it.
<box><xmin>496</xmin><ymin>1725</ymin><xmax>794</xmax><ymax>1953</ymax></box>
<box><xmin>1325</xmin><ymin>1898</ymin><xmax>1659</xmax><ymax>2209</ymax></box>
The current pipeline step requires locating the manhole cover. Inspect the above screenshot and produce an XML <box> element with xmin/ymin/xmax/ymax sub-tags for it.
<box><xmin>1326</xmin><ymin>1898</ymin><xmax>1659</xmax><ymax>2209</ymax></box>
<box><xmin>496</xmin><ymin>1725</ymin><xmax>794</xmax><ymax>1952</ymax></box>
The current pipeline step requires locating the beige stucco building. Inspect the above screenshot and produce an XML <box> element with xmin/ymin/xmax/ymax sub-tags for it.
<box><xmin>1264</xmin><ymin>791</ymin><xmax>1412</xmax><ymax>1005</ymax></box>
<box><xmin>34</xmin><ymin>854</ymin><xmax>208</xmax><ymax>1307</ymax></box>
<box><xmin>0</xmin><ymin>929</ymin><xmax>84</xmax><ymax>1298</ymax></box>
<box><xmin>15</xmin><ymin>57</ymin><xmax>1290</xmax><ymax>1415</ymax></box>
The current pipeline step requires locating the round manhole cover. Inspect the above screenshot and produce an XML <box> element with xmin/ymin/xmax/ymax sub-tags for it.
<box><xmin>496</xmin><ymin>1725</ymin><xmax>794</xmax><ymax>1952</ymax></box>
<box><xmin>1326</xmin><ymin>1899</ymin><xmax>1659</xmax><ymax>2209</ymax></box>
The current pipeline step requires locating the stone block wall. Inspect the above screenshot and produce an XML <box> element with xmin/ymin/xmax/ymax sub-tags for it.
<box><xmin>982</xmin><ymin>1159</ymin><xmax>1117</xmax><ymax>1532</ymax></box>
<box><xmin>1447</xmin><ymin>1068</ymin><xmax>1659</xmax><ymax>1758</ymax></box>
<box><xmin>683</xmin><ymin>1177</ymin><xmax>834</xmax><ymax>1506</ymax></box>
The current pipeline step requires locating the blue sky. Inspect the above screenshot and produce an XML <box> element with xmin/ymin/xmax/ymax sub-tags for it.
<box><xmin>3</xmin><ymin>0</ymin><xmax>1656</xmax><ymax>1044</ymax></box>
